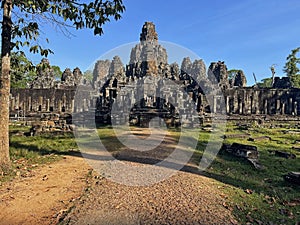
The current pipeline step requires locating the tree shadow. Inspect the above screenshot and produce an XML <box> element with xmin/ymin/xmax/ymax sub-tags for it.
<box><xmin>10</xmin><ymin>132</ymin><xmax>300</xmax><ymax>196</ymax></box>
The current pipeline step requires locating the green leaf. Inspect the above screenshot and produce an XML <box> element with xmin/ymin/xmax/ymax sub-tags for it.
<box><xmin>51</xmin><ymin>5</ymin><xmax>56</xmax><ymax>14</ymax></box>
<box><xmin>29</xmin><ymin>46</ymin><xmax>39</xmax><ymax>54</ymax></box>
<box><xmin>94</xmin><ymin>27</ymin><xmax>103</xmax><ymax>35</ymax></box>
<box><xmin>7</xmin><ymin>0</ymin><xmax>125</xmax><ymax>58</ymax></box>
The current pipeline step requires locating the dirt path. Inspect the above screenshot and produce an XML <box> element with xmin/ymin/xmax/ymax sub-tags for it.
<box><xmin>0</xmin><ymin>155</ymin><xmax>91</xmax><ymax>225</ymax></box>
<box><xmin>64</xmin><ymin>170</ymin><xmax>238</xmax><ymax>225</ymax></box>
<box><xmin>64</xmin><ymin>128</ymin><xmax>239</xmax><ymax>225</ymax></box>
<box><xmin>0</xmin><ymin>128</ymin><xmax>239</xmax><ymax>225</ymax></box>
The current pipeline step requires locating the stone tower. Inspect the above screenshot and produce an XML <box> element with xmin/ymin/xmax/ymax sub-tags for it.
<box><xmin>92</xmin><ymin>59</ymin><xmax>111</xmax><ymax>88</ymax></box>
<box><xmin>208</xmin><ymin>61</ymin><xmax>229</xmax><ymax>91</ymax></box>
<box><xmin>109</xmin><ymin>56</ymin><xmax>125</xmax><ymax>77</ymax></box>
<box><xmin>128</xmin><ymin>22</ymin><xmax>168</xmax><ymax>77</ymax></box>
<box><xmin>140</xmin><ymin>22</ymin><xmax>158</xmax><ymax>43</ymax></box>
<box><xmin>30</xmin><ymin>59</ymin><xmax>56</xmax><ymax>89</ymax></box>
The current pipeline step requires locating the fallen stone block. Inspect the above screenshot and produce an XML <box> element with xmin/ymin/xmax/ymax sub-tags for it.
<box><xmin>224</xmin><ymin>134</ymin><xmax>250</xmax><ymax>139</ymax></box>
<box><xmin>292</xmin><ymin>146</ymin><xmax>300</xmax><ymax>151</ymax></box>
<box><xmin>247</xmin><ymin>158</ymin><xmax>264</xmax><ymax>170</ymax></box>
<box><xmin>230</xmin><ymin>143</ymin><xmax>258</xmax><ymax>159</ymax></box>
<box><xmin>283</xmin><ymin>130</ymin><xmax>300</xmax><ymax>135</ymax></box>
<box><xmin>284</xmin><ymin>172</ymin><xmax>300</xmax><ymax>185</ymax></box>
<box><xmin>274</xmin><ymin>151</ymin><xmax>296</xmax><ymax>159</ymax></box>
<box><xmin>224</xmin><ymin>143</ymin><xmax>263</xmax><ymax>169</ymax></box>
<box><xmin>248</xmin><ymin>136</ymin><xmax>271</xmax><ymax>142</ymax></box>
<box><xmin>220</xmin><ymin>143</ymin><xmax>231</xmax><ymax>152</ymax></box>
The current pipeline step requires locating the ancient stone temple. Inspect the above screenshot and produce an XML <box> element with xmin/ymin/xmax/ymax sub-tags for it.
<box><xmin>9</xmin><ymin>22</ymin><xmax>300</xmax><ymax>126</ymax></box>
<box><xmin>30</xmin><ymin>59</ymin><xmax>56</xmax><ymax>89</ymax></box>
<box><xmin>61</xmin><ymin>67</ymin><xmax>83</xmax><ymax>87</ymax></box>
<box><xmin>127</xmin><ymin>22</ymin><xmax>168</xmax><ymax>78</ymax></box>
<box><xmin>88</xmin><ymin>22</ymin><xmax>212</xmax><ymax>126</ymax></box>
<box><xmin>10</xmin><ymin>60</ymin><xmax>84</xmax><ymax>118</ymax></box>
<box><xmin>93</xmin><ymin>59</ymin><xmax>111</xmax><ymax>89</ymax></box>
<box><xmin>208</xmin><ymin>61</ymin><xmax>230</xmax><ymax>91</ymax></box>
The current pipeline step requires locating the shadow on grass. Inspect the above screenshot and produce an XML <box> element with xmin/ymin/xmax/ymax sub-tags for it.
<box><xmin>18</xmin><ymin>125</ymin><xmax>295</xmax><ymax>224</ymax></box>
<box><xmin>10</xmin><ymin>130</ymin><xmax>300</xmax><ymax>198</ymax></box>
<box><xmin>10</xmin><ymin>140</ymin><xmax>82</xmax><ymax>157</ymax></box>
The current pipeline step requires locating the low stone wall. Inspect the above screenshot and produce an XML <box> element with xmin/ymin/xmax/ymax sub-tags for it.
<box><xmin>9</xmin><ymin>86</ymin><xmax>300</xmax><ymax>126</ymax></box>
<box><xmin>9</xmin><ymin>88</ymin><xmax>94</xmax><ymax>117</ymax></box>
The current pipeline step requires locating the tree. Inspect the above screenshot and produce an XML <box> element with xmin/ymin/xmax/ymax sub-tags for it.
<box><xmin>0</xmin><ymin>0</ymin><xmax>125</xmax><ymax>171</ymax></box>
<box><xmin>0</xmin><ymin>0</ymin><xmax>13</xmax><ymax>171</ymax></box>
<box><xmin>257</xmin><ymin>77</ymin><xmax>272</xmax><ymax>88</ymax></box>
<box><xmin>1</xmin><ymin>53</ymin><xmax>65</xmax><ymax>88</ymax></box>
<box><xmin>10</xmin><ymin>52</ymin><xmax>37</xmax><ymax>88</ymax></box>
<box><xmin>83</xmin><ymin>69</ymin><xmax>93</xmax><ymax>81</ymax></box>
<box><xmin>51</xmin><ymin>65</ymin><xmax>62</xmax><ymax>80</ymax></box>
<box><xmin>227</xmin><ymin>69</ymin><xmax>240</xmax><ymax>80</ymax></box>
<box><xmin>227</xmin><ymin>69</ymin><xmax>247</xmax><ymax>87</ymax></box>
<box><xmin>283</xmin><ymin>47</ymin><xmax>300</xmax><ymax>88</ymax></box>
<box><xmin>0</xmin><ymin>52</ymin><xmax>37</xmax><ymax>88</ymax></box>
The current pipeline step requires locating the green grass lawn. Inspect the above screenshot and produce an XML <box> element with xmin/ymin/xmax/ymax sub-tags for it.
<box><xmin>196</xmin><ymin>122</ymin><xmax>300</xmax><ymax>225</ymax></box>
<box><xmin>2</xmin><ymin>125</ymin><xmax>78</xmax><ymax>182</ymax></box>
<box><xmin>4</xmin><ymin>122</ymin><xmax>300</xmax><ymax>224</ymax></box>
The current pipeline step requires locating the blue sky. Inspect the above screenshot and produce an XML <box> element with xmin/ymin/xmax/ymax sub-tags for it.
<box><xmin>27</xmin><ymin>0</ymin><xmax>300</xmax><ymax>85</ymax></box>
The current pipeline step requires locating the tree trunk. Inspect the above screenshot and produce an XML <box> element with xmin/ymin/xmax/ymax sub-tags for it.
<box><xmin>0</xmin><ymin>0</ymin><xmax>12</xmax><ymax>171</ymax></box>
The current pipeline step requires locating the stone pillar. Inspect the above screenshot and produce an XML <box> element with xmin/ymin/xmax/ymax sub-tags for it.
<box><xmin>23</xmin><ymin>102</ymin><xmax>26</xmax><ymax>118</ymax></box>
<box><xmin>264</xmin><ymin>99</ymin><xmax>268</xmax><ymax>114</ymax></box>
<box><xmin>88</xmin><ymin>99</ymin><xmax>92</xmax><ymax>109</ymax></box>
<box><xmin>58</xmin><ymin>100</ymin><xmax>62</xmax><ymax>112</ymax></box>
<box><xmin>281</xmin><ymin>102</ymin><xmax>285</xmax><ymax>115</ymax></box>
<box><xmin>239</xmin><ymin>99</ymin><xmax>243</xmax><ymax>114</ymax></box>
<box><xmin>226</xmin><ymin>96</ymin><xmax>230</xmax><ymax>114</ymax></box>
<box><xmin>71</xmin><ymin>99</ymin><xmax>75</xmax><ymax>113</ymax></box>
<box><xmin>253</xmin><ymin>90</ymin><xmax>259</xmax><ymax>115</ymax></box>
<box><xmin>62</xmin><ymin>94</ymin><xmax>67</xmax><ymax>105</ymax></box>
<box><xmin>243</xmin><ymin>93</ymin><xmax>248</xmax><ymax>114</ymax></box>
<box><xmin>16</xmin><ymin>93</ymin><xmax>20</xmax><ymax>110</ymax></box>
<box><xmin>294</xmin><ymin>101</ymin><xmax>298</xmax><ymax>115</ymax></box>
<box><xmin>250</xmin><ymin>95</ymin><xmax>253</xmax><ymax>114</ymax></box>
<box><xmin>255</xmin><ymin>91</ymin><xmax>261</xmax><ymax>114</ymax></box>
<box><xmin>289</xmin><ymin>98</ymin><xmax>293</xmax><ymax>114</ymax></box>
<box><xmin>28</xmin><ymin>96</ymin><xmax>32</xmax><ymax>112</ymax></box>
<box><xmin>11</xmin><ymin>96</ymin><xmax>15</xmax><ymax>111</ymax></box>
<box><xmin>46</xmin><ymin>99</ymin><xmax>50</xmax><ymax>111</ymax></box>
<box><xmin>276</xmin><ymin>99</ymin><xmax>281</xmax><ymax>115</ymax></box>
<box><xmin>83</xmin><ymin>99</ymin><xmax>87</xmax><ymax>111</ymax></box>
<box><xmin>234</xmin><ymin>96</ymin><xmax>238</xmax><ymax>114</ymax></box>
<box><xmin>213</xmin><ymin>96</ymin><xmax>217</xmax><ymax>113</ymax></box>
<box><xmin>247</xmin><ymin>97</ymin><xmax>252</xmax><ymax>114</ymax></box>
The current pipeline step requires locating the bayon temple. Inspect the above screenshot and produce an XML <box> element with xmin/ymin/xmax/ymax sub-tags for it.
<box><xmin>9</xmin><ymin>22</ymin><xmax>300</xmax><ymax>127</ymax></box>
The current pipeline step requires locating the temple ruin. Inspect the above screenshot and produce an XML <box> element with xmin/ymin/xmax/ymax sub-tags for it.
<box><xmin>9</xmin><ymin>22</ymin><xmax>300</xmax><ymax>127</ymax></box>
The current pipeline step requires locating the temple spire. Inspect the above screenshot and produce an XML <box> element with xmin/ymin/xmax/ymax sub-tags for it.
<box><xmin>139</xmin><ymin>22</ymin><xmax>158</xmax><ymax>43</ymax></box>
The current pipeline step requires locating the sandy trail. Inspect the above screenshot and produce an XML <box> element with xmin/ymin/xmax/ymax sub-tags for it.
<box><xmin>0</xmin><ymin>128</ymin><xmax>238</xmax><ymax>225</ymax></box>
<box><xmin>0</xmin><ymin>155</ymin><xmax>91</xmax><ymax>225</ymax></box>
<box><xmin>64</xmin><ymin>128</ymin><xmax>238</xmax><ymax>225</ymax></box>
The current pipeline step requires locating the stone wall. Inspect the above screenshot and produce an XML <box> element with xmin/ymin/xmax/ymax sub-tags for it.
<box><xmin>10</xmin><ymin>88</ymin><xmax>75</xmax><ymax>115</ymax></box>
<box><xmin>224</xmin><ymin>87</ymin><xmax>300</xmax><ymax>115</ymax></box>
<box><xmin>9</xmin><ymin>87</ymin><xmax>94</xmax><ymax>118</ymax></box>
<box><xmin>9</xmin><ymin>22</ymin><xmax>300</xmax><ymax>125</ymax></box>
